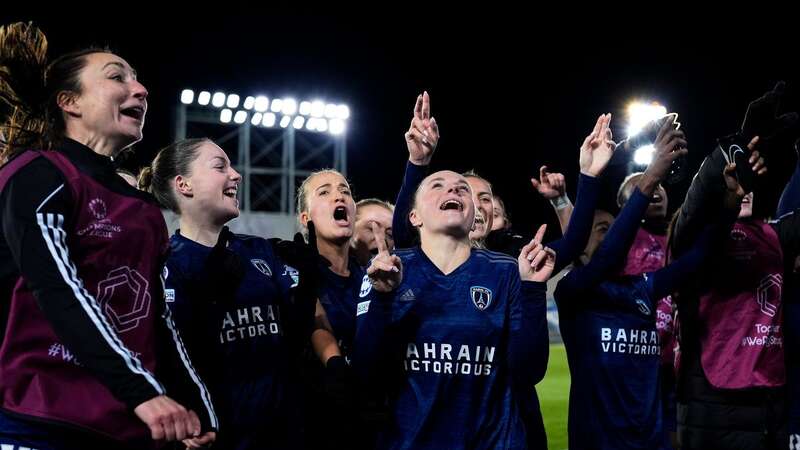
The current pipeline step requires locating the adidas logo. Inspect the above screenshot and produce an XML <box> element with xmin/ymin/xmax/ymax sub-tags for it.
<box><xmin>399</xmin><ymin>289</ymin><xmax>416</xmax><ymax>302</ymax></box>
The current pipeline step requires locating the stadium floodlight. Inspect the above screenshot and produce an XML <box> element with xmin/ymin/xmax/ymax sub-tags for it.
<box><xmin>212</xmin><ymin>92</ymin><xmax>226</xmax><ymax>108</ymax></box>
<box><xmin>633</xmin><ymin>144</ymin><xmax>656</xmax><ymax>166</ymax></box>
<box><xmin>270</xmin><ymin>98</ymin><xmax>283</xmax><ymax>113</ymax></box>
<box><xmin>324</xmin><ymin>103</ymin><xmax>338</xmax><ymax>118</ymax></box>
<box><xmin>180</xmin><ymin>89</ymin><xmax>194</xmax><ymax>105</ymax></box>
<box><xmin>185</xmin><ymin>89</ymin><xmax>349</xmax><ymax>134</ymax></box>
<box><xmin>337</xmin><ymin>104</ymin><xmax>350</xmax><ymax>120</ymax></box>
<box><xmin>329</xmin><ymin>119</ymin><xmax>345</xmax><ymax>135</ymax></box>
<box><xmin>282</xmin><ymin>98</ymin><xmax>297</xmax><ymax>116</ymax></box>
<box><xmin>299</xmin><ymin>101</ymin><xmax>312</xmax><ymax>116</ymax></box>
<box><xmin>311</xmin><ymin>101</ymin><xmax>325</xmax><ymax>118</ymax></box>
<box><xmin>254</xmin><ymin>96</ymin><xmax>270</xmax><ymax>112</ymax></box>
<box><xmin>226</xmin><ymin>94</ymin><xmax>240</xmax><ymax>109</ymax></box>
<box><xmin>627</xmin><ymin>101</ymin><xmax>667</xmax><ymax>137</ymax></box>
<box><xmin>197</xmin><ymin>91</ymin><xmax>211</xmax><ymax>106</ymax></box>
<box><xmin>243</xmin><ymin>96</ymin><xmax>256</xmax><ymax>110</ymax></box>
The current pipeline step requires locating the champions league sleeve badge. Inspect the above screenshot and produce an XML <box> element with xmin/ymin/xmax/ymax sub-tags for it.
<box><xmin>470</xmin><ymin>286</ymin><xmax>492</xmax><ymax>311</ymax></box>
<box><xmin>360</xmin><ymin>275</ymin><xmax>373</xmax><ymax>298</ymax></box>
<box><xmin>282</xmin><ymin>265</ymin><xmax>300</xmax><ymax>288</ymax></box>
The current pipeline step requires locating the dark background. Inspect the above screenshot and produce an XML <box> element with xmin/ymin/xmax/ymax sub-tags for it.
<box><xmin>4</xmin><ymin>13</ymin><xmax>799</xmax><ymax>241</ymax></box>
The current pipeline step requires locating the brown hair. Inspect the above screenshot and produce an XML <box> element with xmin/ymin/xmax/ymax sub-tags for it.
<box><xmin>138</xmin><ymin>138</ymin><xmax>209</xmax><ymax>213</ymax></box>
<box><xmin>0</xmin><ymin>22</ymin><xmax>111</xmax><ymax>161</ymax></box>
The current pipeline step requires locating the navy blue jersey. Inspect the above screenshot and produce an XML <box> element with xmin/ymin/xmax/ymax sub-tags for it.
<box><xmin>787</xmin><ymin>291</ymin><xmax>800</xmax><ymax>439</ymax></box>
<box><xmin>777</xmin><ymin>158</ymin><xmax>800</xmax><ymax>217</ymax></box>
<box><xmin>557</xmin><ymin>273</ymin><xmax>665</xmax><ymax>449</ymax></box>
<box><xmin>318</xmin><ymin>258</ymin><xmax>368</xmax><ymax>358</ymax></box>
<box><xmin>776</xmin><ymin>161</ymin><xmax>800</xmax><ymax>437</ymax></box>
<box><xmin>354</xmin><ymin>247</ymin><xmax>548</xmax><ymax>450</ymax></box>
<box><xmin>164</xmin><ymin>231</ymin><xmax>299</xmax><ymax>449</ymax></box>
<box><xmin>555</xmin><ymin>188</ymin><xmax>719</xmax><ymax>450</ymax></box>
<box><xmin>301</xmin><ymin>259</ymin><xmax>376</xmax><ymax>450</ymax></box>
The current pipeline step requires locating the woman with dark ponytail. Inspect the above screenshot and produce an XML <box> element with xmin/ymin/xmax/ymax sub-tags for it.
<box><xmin>0</xmin><ymin>22</ymin><xmax>217</xmax><ymax>450</ymax></box>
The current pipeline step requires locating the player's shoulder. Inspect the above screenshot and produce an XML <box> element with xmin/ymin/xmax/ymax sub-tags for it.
<box><xmin>473</xmin><ymin>248</ymin><xmax>518</xmax><ymax>268</ymax></box>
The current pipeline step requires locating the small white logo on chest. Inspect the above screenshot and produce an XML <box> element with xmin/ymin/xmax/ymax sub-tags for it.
<box><xmin>470</xmin><ymin>286</ymin><xmax>492</xmax><ymax>310</ymax></box>
<box><xmin>251</xmin><ymin>259</ymin><xmax>272</xmax><ymax>277</ymax></box>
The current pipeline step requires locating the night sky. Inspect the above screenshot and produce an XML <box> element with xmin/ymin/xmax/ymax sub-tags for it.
<box><xmin>5</xmin><ymin>13</ymin><xmax>799</xmax><ymax>241</ymax></box>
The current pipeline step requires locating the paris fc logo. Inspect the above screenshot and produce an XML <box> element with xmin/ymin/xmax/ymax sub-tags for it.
<box><xmin>470</xmin><ymin>286</ymin><xmax>492</xmax><ymax>311</ymax></box>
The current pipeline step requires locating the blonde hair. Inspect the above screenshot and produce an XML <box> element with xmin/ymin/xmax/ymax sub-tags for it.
<box><xmin>617</xmin><ymin>172</ymin><xmax>644</xmax><ymax>207</ymax></box>
<box><xmin>356</xmin><ymin>198</ymin><xmax>394</xmax><ymax>217</ymax></box>
<box><xmin>295</xmin><ymin>169</ymin><xmax>351</xmax><ymax>231</ymax></box>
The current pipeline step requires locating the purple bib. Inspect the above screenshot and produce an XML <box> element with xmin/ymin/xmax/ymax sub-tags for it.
<box><xmin>698</xmin><ymin>220</ymin><xmax>785</xmax><ymax>389</ymax></box>
<box><xmin>656</xmin><ymin>295</ymin><xmax>676</xmax><ymax>367</ymax></box>
<box><xmin>621</xmin><ymin>227</ymin><xmax>667</xmax><ymax>276</ymax></box>
<box><xmin>621</xmin><ymin>228</ymin><xmax>675</xmax><ymax>366</ymax></box>
<box><xmin>0</xmin><ymin>150</ymin><xmax>169</xmax><ymax>443</ymax></box>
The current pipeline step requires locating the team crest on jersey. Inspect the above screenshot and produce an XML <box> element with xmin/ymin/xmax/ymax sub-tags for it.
<box><xmin>251</xmin><ymin>259</ymin><xmax>272</xmax><ymax>277</ymax></box>
<box><xmin>635</xmin><ymin>299</ymin><xmax>652</xmax><ymax>316</ymax></box>
<box><xmin>360</xmin><ymin>275</ymin><xmax>373</xmax><ymax>298</ymax></box>
<box><xmin>470</xmin><ymin>286</ymin><xmax>492</xmax><ymax>311</ymax></box>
